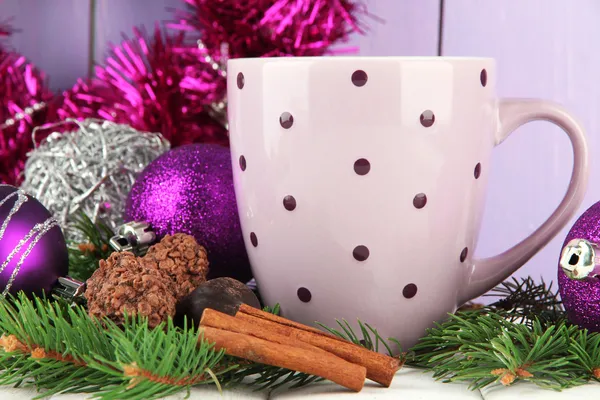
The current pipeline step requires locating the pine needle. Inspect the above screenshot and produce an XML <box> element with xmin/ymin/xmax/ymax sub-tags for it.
<box><xmin>408</xmin><ymin>278</ymin><xmax>599</xmax><ymax>391</ymax></box>
<box><xmin>67</xmin><ymin>212</ymin><xmax>115</xmax><ymax>281</ymax></box>
<box><xmin>24</xmin><ymin>208</ymin><xmax>600</xmax><ymax>395</ymax></box>
<box><xmin>0</xmin><ymin>294</ymin><xmax>234</xmax><ymax>399</ymax></box>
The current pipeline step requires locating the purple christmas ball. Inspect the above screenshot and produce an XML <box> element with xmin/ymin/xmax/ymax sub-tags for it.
<box><xmin>124</xmin><ymin>144</ymin><xmax>252</xmax><ymax>283</ymax></box>
<box><xmin>558</xmin><ymin>200</ymin><xmax>600</xmax><ymax>331</ymax></box>
<box><xmin>0</xmin><ymin>185</ymin><xmax>69</xmax><ymax>296</ymax></box>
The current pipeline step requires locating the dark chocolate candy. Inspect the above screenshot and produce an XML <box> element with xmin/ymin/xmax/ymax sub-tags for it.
<box><xmin>175</xmin><ymin>277</ymin><xmax>260</xmax><ymax>328</ymax></box>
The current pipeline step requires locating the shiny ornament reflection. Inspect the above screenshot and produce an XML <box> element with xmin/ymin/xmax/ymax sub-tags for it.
<box><xmin>0</xmin><ymin>185</ymin><xmax>68</xmax><ymax>296</ymax></box>
<box><xmin>559</xmin><ymin>201</ymin><xmax>600</xmax><ymax>331</ymax></box>
<box><xmin>559</xmin><ymin>238</ymin><xmax>600</xmax><ymax>280</ymax></box>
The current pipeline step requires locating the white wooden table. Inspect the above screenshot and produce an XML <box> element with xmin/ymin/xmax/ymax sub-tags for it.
<box><xmin>2</xmin><ymin>366</ymin><xmax>598</xmax><ymax>399</ymax></box>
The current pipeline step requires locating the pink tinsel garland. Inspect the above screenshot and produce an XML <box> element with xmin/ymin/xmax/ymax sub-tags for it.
<box><xmin>0</xmin><ymin>0</ymin><xmax>372</xmax><ymax>183</ymax></box>
<box><xmin>59</xmin><ymin>25</ymin><xmax>228</xmax><ymax>147</ymax></box>
<box><xmin>169</xmin><ymin>0</ymin><xmax>369</xmax><ymax>57</ymax></box>
<box><xmin>0</xmin><ymin>23</ymin><xmax>56</xmax><ymax>185</ymax></box>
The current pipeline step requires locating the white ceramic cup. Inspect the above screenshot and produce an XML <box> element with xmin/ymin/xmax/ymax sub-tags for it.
<box><xmin>227</xmin><ymin>57</ymin><xmax>589</xmax><ymax>350</ymax></box>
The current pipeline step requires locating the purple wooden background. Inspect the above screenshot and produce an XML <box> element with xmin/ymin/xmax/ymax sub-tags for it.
<box><xmin>1</xmin><ymin>0</ymin><xmax>599</xmax><ymax>289</ymax></box>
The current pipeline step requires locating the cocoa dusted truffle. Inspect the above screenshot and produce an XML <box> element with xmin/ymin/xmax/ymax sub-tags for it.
<box><xmin>85</xmin><ymin>252</ymin><xmax>177</xmax><ymax>328</ymax></box>
<box><xmin>144</xmin><ymin>233</ymin><xmax>209</xmax><ymax>299</ymax></box>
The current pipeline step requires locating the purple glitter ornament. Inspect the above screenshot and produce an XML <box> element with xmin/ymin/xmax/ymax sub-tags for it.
<box><xmin>124</xmin><ymin>144</ymin><xmax>252</xmax><ymax>283</ymax></box>
<box><xmin>558</xmin><ymin>200</ymin><xmax>600</xmax><ymax>331</ymax></box>
<box><xmin>0</xmin><ymin>185</ymin><xmax>69</xmax><ymax>296</ymax></box>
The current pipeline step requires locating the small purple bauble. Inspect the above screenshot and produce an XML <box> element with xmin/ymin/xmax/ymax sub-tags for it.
<box><xmin>558</xmin><ymin>200</ymin><xmax>600</xmax><ymax>331</ymax></box>
<box><xmin>0</xmin><ymin>185</ymin><xmax>69</xmax><ymax>296</ymax></box>
<box><xmin>124</xmin><ymin>144</ymin><xmax>252</xmax><ymax>283</ymax></box>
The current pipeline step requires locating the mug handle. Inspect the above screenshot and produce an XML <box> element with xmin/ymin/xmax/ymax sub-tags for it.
<box><xmin>458</xmin><ymin>98</ymin><xmax>590</xmax><ymax>305</ymax></box>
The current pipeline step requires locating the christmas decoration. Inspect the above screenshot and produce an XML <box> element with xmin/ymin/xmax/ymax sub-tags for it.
<box><xmin>559</xmin><ymin>238</ymin><xmax>600</xmax><ymax>280</ymax></box>
<box><xmin>0</xmin><ymin>37</ymin><xmax>57</xmax><ymax>186</ymax></box>
<box><xmin>108</xmin><ymin>220</ymin><xmax>157</xmax><ymax>256</ymax></box>
<box><xmin>125</xmin><ymin>143</ymin><xmax>252</xmax><ymax>283</ymax></box>
<box><xmin>170</xmin><ymin>0</ymin><xmax>370</xmax><ymax>58</ymax></box>
<box><xmin>19</xmin><ymin>119</ymin><xmax>169</xmax><ymax>242</ymax></box>
<box><xmin>175</xmin><ymin>277</ymin><xmax>260</xmax><ymax>326</ymax></box>
<box><xmin>144</xmin><ymin>233</ymin><xmax>209</xmax><ymax>299</ymax></box>
<box><xmin>59</xmin><ymin>26</ymin><xmax>229</xmax><ymax>147</ymax></box>
<box><xmin>0</xmin><ymin>184</ymin><xmax>68</xmax><ymax>296</ymax></box>
<box><xmin>558</xmin><ymin>201</ymin><xmax>600</xmax><ymax>331</ymax></box>
<box><xmin>2</xmin><ymin>220</ymin><xmax>599</xmax><ymax>400</ymax></box>
<box><xmin>85</xmin><ymin>251</ymin><xmax>177</xmax><ymax>328</ymax></box>
<box><xmin>412</xmin><ymin>277</ymin><xmax>592</xmax><ymax>390</ymax></box>
<box><xmin>0</xmin><ymin>0</ymin><xmax>373</xmax><ymax>182</ymax></box>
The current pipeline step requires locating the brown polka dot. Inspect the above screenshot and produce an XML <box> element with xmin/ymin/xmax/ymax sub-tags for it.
<box><xmin>283</xmin><ymin>195</ymin><xmax>297</xmax><ymax>211</ymax></box>
<box><xmin>354</xmin><ymin>158</ymin><xmax>370</xmax><ymax>175</ymax></box>
<box><xmin>250</xmin><ymin>232</ymin><xmax>258</xmax><ymax>247</ymax></box>
<box><xmin>474</xmin><ymin>162</ymin><xmax>481</xmax><ymax>179</ymax></box>
<box><xmin>353</xmin><ymin>245</ymin><xmax>370</xmax><ymax>261</ymax></box>
<box><xmin>239</xmin><ymin>155</ymin><xmax>247</xmax><ymax>171</ymax></box>
<box><xmin>402</xmin><ymin>283</ymin><xmax>418</xmax><ymax>299</ymax></box>
<box><xmin>420</xmin><ymin>110</ymin><xmax>435</xmax><ymax>127</ymax></box>
<box><xmin>297</xmin><ymin>287</ymin><xmax>312</xmax><ymax>303</ymax></box>
<box><xmin>413</xmin><ymin>193</ymin><xmax>427</xmax><ymax>209</ymax></box>
<box><xmin>480</xmin><ymin>69</ymin><xmax>487</xmax><ymax>87</ymax></box>
<box><xmin>237</xmin><ymin>72</ymin><xmax>245</xmax><ymax>89</ymax></box>
<box><xmin>280</xmin><ymin>112</ymin><xmax>294</xmax><ymax>129</ymax></box>
<box><xmin>460</xmin><ymin>247</ymin><xmax>468</xmax><ymax>262</ymax></box>
<box><xmin>351</xmin><ymin>70</ymin><xmax>368</xmax><ymax>87</ymax></box>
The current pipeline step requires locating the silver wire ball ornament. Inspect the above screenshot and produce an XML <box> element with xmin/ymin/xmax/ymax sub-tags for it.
<box><xmin>19</xmin><ymin>119</ymin><xmax>170</xmax><ymax>241</ymax></box>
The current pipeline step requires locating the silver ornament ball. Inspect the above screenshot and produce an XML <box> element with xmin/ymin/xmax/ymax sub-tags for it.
<box><xmin>20</xmin><ymin>119</ymin><xmax>170</xmax><ymax>242</ymax></box>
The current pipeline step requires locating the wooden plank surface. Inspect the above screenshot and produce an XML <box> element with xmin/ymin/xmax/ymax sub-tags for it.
<box><xmin>93</xmin><ymin>0</ymin><xmax>181</xmax><ymax>63</ymax></box>
<box><xmin>0</xmin><ymin>0</ymin><xmax>91</xmax><ymax>91</ymax></box>
<box><xmin>341</xmin><ymin>0</ymin><xmax>440</xmax><ymax>56</ymax></box>
<box><xmin>442</xmin><ymin>0</ymin><xmax>600</xmax><ymax>286</ymax></box>
<box><xmin>2</xmin><ymin>365</ymin><xmax>600</xmax><ymax>398</ymax></box>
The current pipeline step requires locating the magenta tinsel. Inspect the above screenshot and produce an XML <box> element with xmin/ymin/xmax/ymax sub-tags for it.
<box><xmin>170</xmin><ymin>0</ymin><xmax>369</xmax><ymax>58</ymax></box>
<box><xmin>1</xmin><ymin>1</ymin><xmax>374</xmax><ymax>181</ymax></box>
<box><xmin>59</xmin><ymin>25</ymin><xmax>228</xmax><ymax>147</ymax></box>
<box><xmin>124</xmin><ymin>143</ymin><xmax>252</xmax><ymax>283</ymax></box>
<box><xmin>558</xmin><ymin>201</ymin><xmax>600</xmax><ymax>331</ymax></box>
<box><xmin>0</xmin><ymin>47</ymin><xmax>57</xmax><ymax>185</ymax></box>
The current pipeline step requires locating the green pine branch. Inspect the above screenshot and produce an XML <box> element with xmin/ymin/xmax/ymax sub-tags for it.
<box><xmin>484</xmin><ymin>277</ymin><xmax>566</xmax><ymax>327</ymax></box>
<box><xmin>67</xmin><ymin>213</ymin><xmax>115</xmax><ymax>281</ymax></box>
<box><xmin>0</xmin><ymin>294</ymin><xmax>238</xmax><ymax>399</ymax></box>
<box><xmin>49</xmin><ymin>215</ymin><xmax>600</xmax><ymax>393</ymax></box>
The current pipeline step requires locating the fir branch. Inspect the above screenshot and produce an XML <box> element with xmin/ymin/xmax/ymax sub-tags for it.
<box><xmin>485</xmin><ymin>277</ymin><xmax>566</xmax><ymax>327</ymax></box>
<box><xmin>0</xmin><ymin>294</ymin><xmax>121</xmax><ymax>398</ymax></box>
<box><xmin>409</xmin><ymin>312</ymin><xmax>590</xmax><ymax>390</ymax></box>
<box><xmin>568</xmin><ymin>330</ymin><xmax>600</xmax><ymax>380</ymax></box>
<box><xmin>2</xmin><ymin>273</ymin><xmax>597</xmax><ymax>396</ymax></box>
<box><xmin>0</xmin><ymin>294</ymin><xmax>235</xmax><ymax>399</ymax></box>
<box><xmin>67</xmin><ymin>213</ymin><xmax>115</xmax><ymax>281</ymax></box>
<box><xmin>316</xmin><ymin>319</ymin><xmax>399</xmax><ymax>356</ymax></box>
<box><xmin>84</xmin><ymin>316</ymin><xmax>235</xmax><ymax>399</ymax></box>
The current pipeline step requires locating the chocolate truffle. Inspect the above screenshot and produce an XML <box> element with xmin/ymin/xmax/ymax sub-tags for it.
<box><xmin>85</xmin><ymin>252</ymin><xmax>177</xmax><ymax>328</ymax></box>
<box><xmin>144</xmin><ymin>233</ymin><xmax>209</xmax><ymax>299</ymax></box>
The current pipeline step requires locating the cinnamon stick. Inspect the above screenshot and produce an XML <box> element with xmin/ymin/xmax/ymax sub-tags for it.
<box><xmin>237</xmin><ymin>304</ymin><xmax>340</xmax><ymax>339</ymax></box>
<box><xmin>199</xmin><ymin>325</ymin><xmax>366</xmax><ymax>392</ymax></box>
<box><xmin>201</xmin><ymin>309</ymin><xmax>333</xmax><ymax>356</ymax></box>
<box><xmin>236</xmin><ymin>304</ymin><xmax>400</xmax><ymax>387</ymax></box>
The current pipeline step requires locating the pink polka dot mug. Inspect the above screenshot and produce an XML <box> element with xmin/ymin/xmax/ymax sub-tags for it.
<box><xmin>227</xmin><ymin>57</ymin><xmax>589</xmax><ymax>350</ymax></box>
